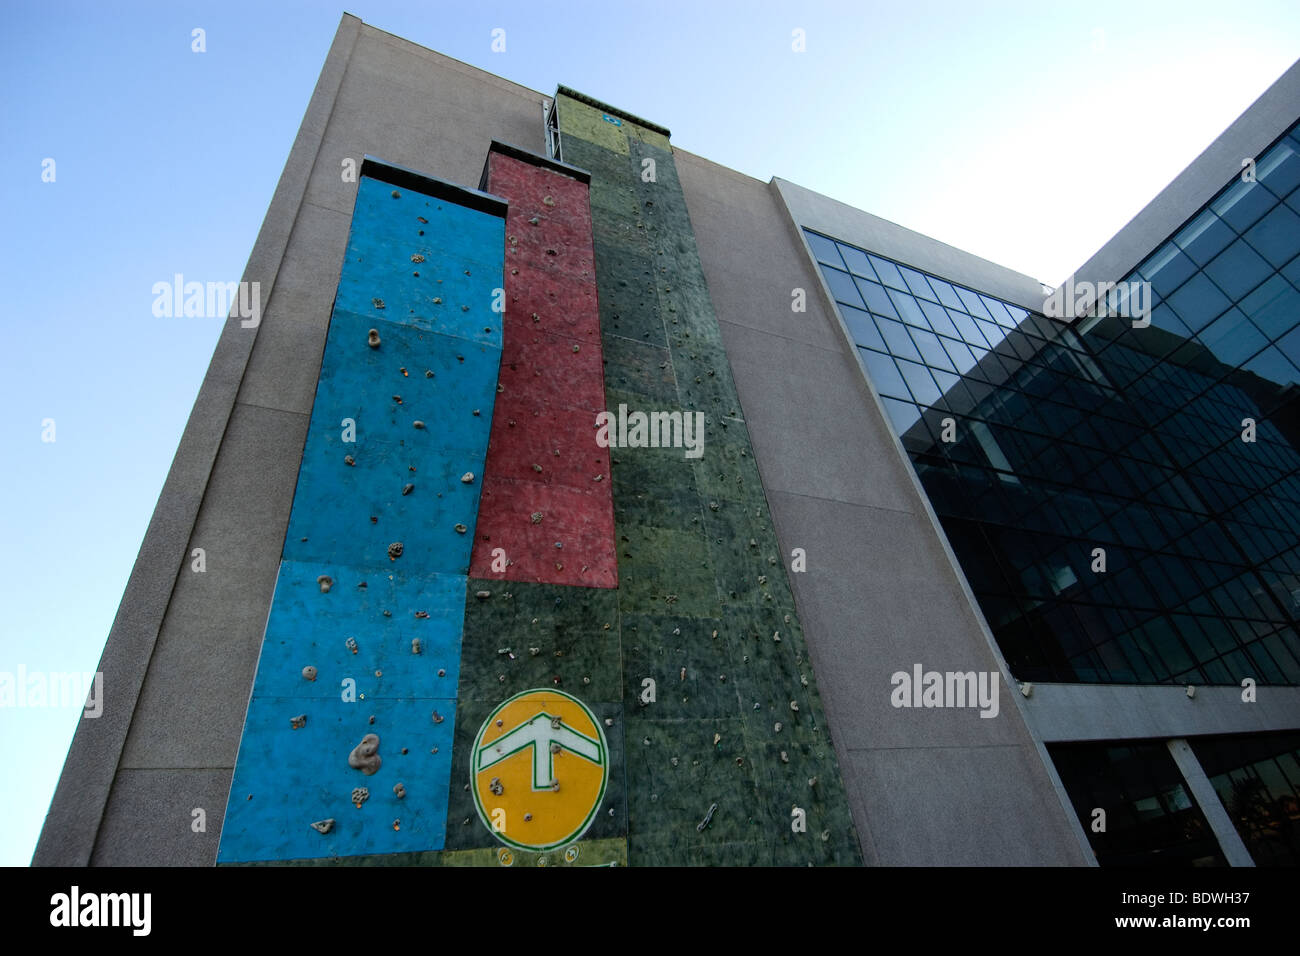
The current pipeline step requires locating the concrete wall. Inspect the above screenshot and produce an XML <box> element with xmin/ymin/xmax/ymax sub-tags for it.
<box><xmin>675</xmin><ymin>150</ymin><xmax>1089</xmax><ymax>864</ymax></box>
<box><xmin>35</xmin><ymin>15</ymin><xmax>550</xmax><ymax>866</ymax></box>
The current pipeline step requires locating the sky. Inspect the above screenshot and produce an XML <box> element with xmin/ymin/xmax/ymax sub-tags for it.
<box><xmin>1</xmin><ymin>0</ymin><xmax>1296</xmax><ymax>867</ymax></box>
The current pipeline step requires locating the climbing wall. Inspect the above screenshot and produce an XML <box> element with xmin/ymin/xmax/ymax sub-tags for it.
<box><xmin>217</xmin><ymin>161</ymin><xmax>507</xmax><ymax>862</ymax></box>
<box><xmin>221</xmin><ymin>109</ymin><xmax>861</xmax><ymax>866</ymax></box>
<box><xmin>543</xmin><ymin>91</ymin><xmax>864</xmax><ymax>865</ymax></box>
<box><xmin>468</xmin><ymin>145</ymin><xmax>617</xmax><ymax>588</ymax></box>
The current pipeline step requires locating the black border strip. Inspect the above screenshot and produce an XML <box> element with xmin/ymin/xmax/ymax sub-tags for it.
<box><xmin>360</xmin><ymin>155</ymin><xmax>508</xmax><ymax>218</ymax></box>
<box><xmin>555</xmin><ymin>85</ymin><xmax>672</xmax><ymax>137</ymax></box>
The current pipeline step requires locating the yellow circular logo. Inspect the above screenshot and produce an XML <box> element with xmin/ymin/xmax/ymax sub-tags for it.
<box><xmin>472</xmin><ymin>688</ymin><xmax>608</xmax><ymax>852</ymax></box>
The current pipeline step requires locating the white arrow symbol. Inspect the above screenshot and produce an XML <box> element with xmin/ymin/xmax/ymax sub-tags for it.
<box><xmin>477</xmin><ymin>713</ymin><xmax>602</xmax><ymax>789</ymax></box>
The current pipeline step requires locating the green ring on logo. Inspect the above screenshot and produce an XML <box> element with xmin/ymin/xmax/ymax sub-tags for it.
<box><xmin>471</xmin><ymin>687</ymin><xmax>609</xmax><ymax>853</ymax></box>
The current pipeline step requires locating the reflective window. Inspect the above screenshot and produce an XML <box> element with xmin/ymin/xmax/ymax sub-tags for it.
<box><xmin>803</xmin><ymin>135</ymin><xmax>1300</xmax><ymax>689</ymax></box>
<box><xmin>1192</xmin><ymin>731</ymin><xmax>1300</xmax><ymax>865</ymax></box>
<box><xmin>1050</xmin><ymin>741</ymin><xmax>1228</xmax><ymax>867</ymax></box>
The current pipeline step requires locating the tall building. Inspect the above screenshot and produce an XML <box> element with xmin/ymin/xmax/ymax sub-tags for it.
<box><xmin>34</xmin><ymin>14</ymin><xmax>1300</xmax><ymax>867</ymax></box>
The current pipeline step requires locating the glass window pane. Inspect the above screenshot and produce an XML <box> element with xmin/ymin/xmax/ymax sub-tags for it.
<box><xmin>911</xmin><ymin>327</ymin><xmax>956</xmax><ymax>371</ymax></box>
<box><xmin>869</xmin><ymin>254</ymin><xmax>909</xmax><ymax>291</ymax></box>
<box><xmin>822</xmin><ymin>265</ymin><xmax>863</xmax><ymax>308</ymax></box>
<box><xmin>941</xmin><ymin>335</ymin><xmax>978</xmax><ymax>375</ymax></box>
<box><xmin>928</xmin><ymin>276</ymin><xmax>967</xmax><ymax>312</ymax></box>
<box><xmin>1243</xmin><ymin>345</ymin><xmax>1300</xmax><ymax>388</ymax></box>
<box><xmin>1167</xmin><ymin>272</ymin><xmax>1232</xmax><ymax>332</ymax></box>
<box><xmin>837</xmin><ymin>243</ymin><xmax>876</xmax><ymax>279</ymax></box>
<box><xmin>899</xmin><ymin>265</ymin><xmax>938</xmax><ymax>302</ymax></box>
<box><xmin>858</xmin><ymin>347</ymin><xmax>909</xmax><ymax>399</ymax></box>
<box><xmin>1241</xmin><ymin>274</ymin><xmax>1300</xmax><ymax>340</ymax></box>
<box><xmin>855</xmin><ymin>277</ymin><xmax>899</xmax><ymax>318</ymax></box>
<box><xmin>919</xmin><ymin>298</ymin><xmax>960</xmax><ymax>337</ymax></box>
<box><xmin>981</xmin><ymin>294</ymin><xmax>1016</xmax><ymax>327</ymax></box>
<box><xmin>948</xmin><ymin>308</ymin><xmax>984</xmax><ymax>345</ymax></box>
<box><xmin>1257</xmin><ymin>140</ymin><xmax>1300</xmax><ymax>197</ymax></box>
<box><xmin>840</xmin><ymin>305</ymin><xmax>885</xmax><ymax>350</ymax></box>
<box><xmin>1244</xmin><ymin>202</ymin><xmax>1300</xmax><ymax>268</ymax></box>
<box><xmin>880</xmin><ymin>395</ymin><xmax>922</xmax><ymax>433</ymax></box>
<box><xmin>1211</xmin><ymin>179</ymin><xmax>1274</xmax><ymax>233</ymax></box>
<box><xmin>1175</xmin><ymin>209</ymin><xmax>1236</xmax><ymax>266</ymax></box>
<box><xmin>877</xmin><ymin>317</ymin><xmax>923</xmax><ymax>361</ymax></box>
<box><xmin>1141</xmin><ymin>243</ymin><xmax>1198</xmax><ymax>297</ymax></box>
<box><xmin>805</xmin><ymin>231</ymin><xmax>844</xmax><ymax>267</ymax></box>
<box><xmin>889</xmin><ymin>287</ymin><xmax>929</xmax><ymax>328</ymax></box>
<box><xmin>897</xmin><ymin>358</ymin><xmax>942</xmax><ymax>406</ymax></box>
<box><xmin>1196</xmin><ymin>308</ymin><xmax>1269</xmax><ymax>366</ymax></box>
<box><xmin>957</xmin><ymin>286</ymin><xmax>992</xmax><ymax>319</ymax></box>
<box><xmin>1204</xmin><ymin>238</ymin><xmax>1274</xmax><ymax>300</ymax></box>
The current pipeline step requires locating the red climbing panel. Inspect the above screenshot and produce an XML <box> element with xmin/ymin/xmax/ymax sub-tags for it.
<box><xmin>470</xmin><ymin>146</ymin><xmax>617</xmax><ymax>588</ymax></box>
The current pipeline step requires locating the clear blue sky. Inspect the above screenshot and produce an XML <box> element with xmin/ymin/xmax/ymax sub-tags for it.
<box><xmin>2</xmin><ymin>0</ymin><xmax>1297</xmax><ymax>866</ymax></box>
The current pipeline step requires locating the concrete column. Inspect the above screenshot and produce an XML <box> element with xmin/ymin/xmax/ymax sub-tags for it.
<box><xmin>1166</xmin><ymin>738</ymin><xmax>1255</xmax><ymax>867</ymax></box>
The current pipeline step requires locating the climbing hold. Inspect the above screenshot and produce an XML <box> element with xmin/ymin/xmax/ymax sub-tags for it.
<box><xmin>821</xmin><ymin>830</ymin><xmax>831</xmax><ymax>843</ymax></box>
<box><xmin>790</xmin><ymin>701</ymin><xmax>800</xmax><ymax>712</ymax></box>
<box><xmin>367</xmin><ymin>328</ymin><xmax>382</xmax><ymax>347</ymax></box>
<box><xmin>532</xmin><ymin>463</ymin><xmax>543</xmax><ymax>473</ymax></box>
<box><xmin>528</xmin><ymin>216</ymin><xmax>539</xmax><ymax>225</ymax></box>
<box><xmin>351</xmin><ymin>787</ymin><xmax>369</xmax><ymax>808</ymax></box>
<box><xmin>472</xmin><ymin>408</ymin><xmax>480</xmax><ymax>416</ymax></box>
<box><xmin>496</xmin><ymin>719</ymin><xmax>504</xmax><ymax>728</ymax></box>
<box><xmin>431</xmin><ymin>710</ymin><xmax>444</xmax><ymax>724</ymax></box>
<box><xmin>542</xmin><ymin>195</ymin><xmax>555</xmax><ymax>206</ymax></box>
<box><xmin>413</xmin><ymin>420</ymin><xmax>426</xmax><ymax>429</ymax></box>
<box><xmin>348</xmin><ymin>734</ymin><xmax>381</xmax><ymax>775</ymax></box>
<box><xmin>808</xmin><ymin>776</ymin><xmax>818</xmax><ymax>788</ymax></box>
<box><xmin>414</xmin><ymin>610</ymin><xmax>429</xmax><ymax>619</ymax></box>
<box><xmin>411</xmin><ymin>638</ymin><xmax>422</xmax><ymax>655</ymax></box>
<box><xmin>310</xmin><ymin>819</ymin><xmax>334</xmax><ymax>834</ymax></box>
<box><xmin>388</xmin><ymin>542</ymin><xmax>404</xmax><ymax>560</ymax></box>
<box><xmin>345</xmin><ymin>637</ymin><xmax>358</xmax><ymax>654</ymax></box>
<box><xmin>801</xmin><ymin>675</ymin><xmax>809</xmax><ymax>687</ymax></box>
<box><xmin>400</xmin><ymin>367</ymin><xmax>408</xmax><ymax>376</ymax></box>
<box><xmin>455</xmin><ymin>523</ymin><xmax>468</xmax><ymax>534</ymax></box>
<box><xmin>719</xmin><ymin>674</ymin><xmax>727</xmax><ymax>683</ymax></box>
<box><xmin>316</xmin><ymin>575</ymin><xmax>333</xmax><ymax>593</ymax></box>
<box><xmin>344</xmin><ymin>455</ymin><xmax>355</xmax><ymax>466</ymax></box>
<box><xmin>680</xmin><ymin>667</ymin><xmax>686</xmax><ymax>681</ymax></box>
<box><xmin>368</xmin><ymin>714</ymin><xmax>375</xmax><ymax>724</ymax></box>
<box><xmin>775</xmin><ymin>721</ymin><xmax>783</xmax><ymax>732</ymax></box>
<box><xmin>475</xmin><ymin>590</ymin><xmax>491</xmax><ymax>599</ymax></box>
<box><xmin>425</xmin><ymin>369</ymin><xmax>434</xmax><ymax>378</ymax></box>
<box><xmin>697</xmin><ymin>803</ymin><xmax>718</xmax><ymax>832</ymax></box>
<box><xmin>393</xmin><ymin>782</ymin><xmax>406</xmax><ymax>799</ymax></box>
<box><xmin>437</xmin><ymin>668</ymin><xmax>445</xmax><ymax>677</ymax></box>
<box><xmin>713</xmin><ymin>733</ymin><xmax>722</xmax><ymax>746</ymax></box>
<box><xmin>780</xmin><ymin>751</ymin><xmax>789</xmax><ymax>764</ymax></box>
<box><xmin>772</xmin><ymin>631</ymin><xmax>780</xmax><ymax>642</ymax></box>
<box><xmin>530</xmin><ymin>512</ymin><xmax>544</xmax><ymax>524</ymax></box>
<box><xmin>392</xmin><ymin>394</ymin><xmax>402</xmax><ymax>404</ymax></box>
<box><xmin>489</xmin><ymin>777</ymin><xmax>504</xmax><ymax>796</ymax></box>
<box><xmin>390</xmin><ymin>190</ymin><xmax>400</xmax><ymax>199</ymax></box>
<box><xmin>402</xmin><ymin>483</ymin><xmax>414</xmax><ymax>496</ymax></box>
<box><xmin>302</xmin><ymin>665</ymin><xmax>317</xmax><ymax>681</ymax></box>
<box><xmin>290</xmin><ymin>714</ymin><xmax>306</xmax><ymax>730</ymax></box>
<box><xmin>524</xmin><ymin>813</ymin><xmax>532</xmax><ymax>822</ymax></box>
<box><xmin>604</xmin><ymin>718</ymin><xmax>613</xmax><ymax>727</ymax></box>
<box><xmin>461</xmin><ymin>472</ymin><xmax>475</xmax><ymax>483</ymax></box>
<box><xmin>572</xmin><ymin>344</ymin><xmax>580</xmax><ymax>353</ymax></box>
<box><xmin>529</xmin><ymin>647</ymin><xmax>540</xmax><ymax>656</ymax></box>
<box><xmin>411</xmin><ymin>254</ymin><xmax>425</xmax><ymax>263</ymax></box>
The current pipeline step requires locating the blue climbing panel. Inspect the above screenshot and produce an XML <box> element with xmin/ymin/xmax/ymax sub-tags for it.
<box><xmin>218</xmin><ymin>163</ymin><xmax>506</xmax><ymax>862</ymax></box>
